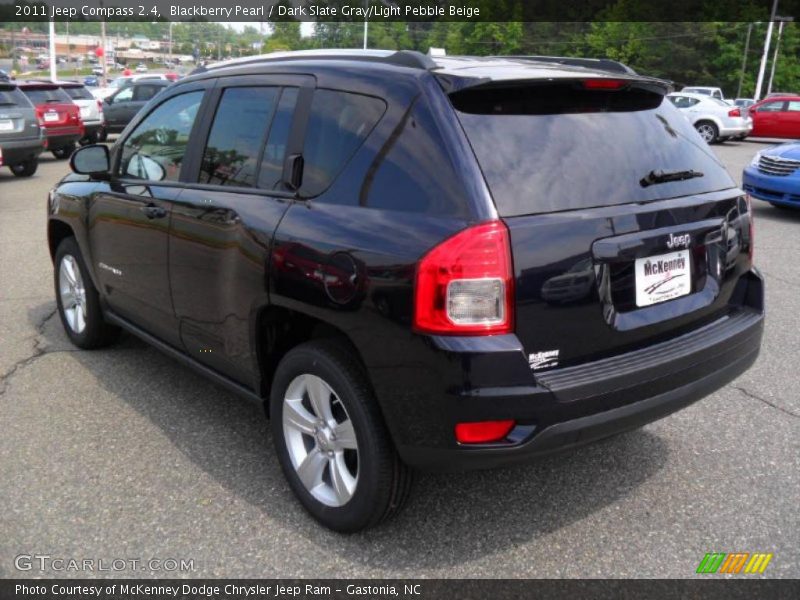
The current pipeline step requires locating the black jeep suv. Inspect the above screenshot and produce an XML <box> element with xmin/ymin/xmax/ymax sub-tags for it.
<box><xmin>48</xmin><ymin>50</ymin><xmax>764</xmax><ymax>532</ymax></box>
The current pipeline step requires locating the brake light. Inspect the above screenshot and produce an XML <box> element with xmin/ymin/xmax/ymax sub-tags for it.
<box><xmin>728</xmin><ymin>108</ymin><xmax>741</xmax><ymax>117</ymax></box>
<box><xmin>583</xmin><ymin>78</ymin><xmax>627</xmax><ymax>90</ymax></box>
<box><xmin>96</xmin><ymin>99</ymin><xmax>103</xmax><ymax>112</ymax></box>
<box><xmin>455</xmin><ymin>420</ymin><xmax>516</xmax><ymax>444</ymax></box>
<box><xmin>0</xmin><ymin>147</ymin><xmax>3</xmax><ymax>167</ymax></box>
<box><xmin>414</xmin><ymin>220</ymin><xmax>513</xmax><ymax>335</ymax></box>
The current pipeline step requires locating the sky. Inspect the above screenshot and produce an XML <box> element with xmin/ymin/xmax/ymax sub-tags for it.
<box><xmin>224</xmin><ymin>22</ymin><xmax>316</xmax><ymax>37</ymax></box>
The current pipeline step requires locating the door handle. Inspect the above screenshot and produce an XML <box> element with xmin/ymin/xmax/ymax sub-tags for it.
<box><xmin>141</xmin><ymin>204</ymin><xmax>167</xmax><ymax>219</ymax></box>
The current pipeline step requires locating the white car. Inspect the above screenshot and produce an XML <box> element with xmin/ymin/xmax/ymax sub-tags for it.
<box><xmin>667</xmin><ymin>92</ymin><xmax>753</xmax><ymax>143</ymax></box>
<box><xmin>90</xmin><ymin>74</ymin><xmax>168</xmax><ymax>100</ymax></box>
<box><xmin>135</xmin><ymin>64</ymin><xmax>148</xmax><ymax>73</ymax></box>
<box><xmin>57</xmin><ymin>81</ymin><xmax>105</xmax><ymax>143</ymax></box>
<box><xmin>682</xmin><ymin>86</ymin><xmax>727</xmax><ymax>102</ymax></box>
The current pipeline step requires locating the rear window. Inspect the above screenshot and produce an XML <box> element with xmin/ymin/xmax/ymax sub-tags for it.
<box><xmin>22</xmin><ymin>87</ymin><xmax>72</xmax><ymax>105</ymax></box>
<box><xmin>62</xmin><ymin>86</ymin><xmax>93</xmax><ymax>100</ymax></box>
<box><xmin>0</xmin><ymin>86</ymin><xmax>31</xmax><ymax>108</ymax></box>
<box><xmin>452</xmin><ymin>82</ymin><xmax>735</xmax><ymax>217</ymax></box>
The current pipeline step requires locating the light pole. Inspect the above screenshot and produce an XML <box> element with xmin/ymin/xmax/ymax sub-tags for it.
<box><xmin>766</xmin><ymin>16</ymin><xmax>794</xmax><ymax>96</ymax></box>
<box><xmin>754</xmin><ymin>0</ymin><xmax>779</xmax><ymax>101</ymax></box>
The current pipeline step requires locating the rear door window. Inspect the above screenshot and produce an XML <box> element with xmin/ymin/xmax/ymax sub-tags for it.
<box><xmin>300</xmin><ymin>89</ymin><xmax>386</xmax><ymax>197</ymax></box>
<box><xmin>258</xmin><ymin>87</ymin><xmax>298</xmax><ymax>190</ymax></box>
<box><xmin>199</xmin><ymin>86</ymin><xmax>279</xmax><ymax>188</ymax></box>
<box><xmin>453</xmin><ymin>82</ymin><xmax>735</xmax><ymax>217</ymax></box>
<box><xmin>757</xmin><ymin>101</ymin><xmax>785</xmax><ymax>112</ymax></box>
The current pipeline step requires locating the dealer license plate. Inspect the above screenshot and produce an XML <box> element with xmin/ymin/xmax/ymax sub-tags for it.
<box><xmin>43</xmin><ymin>112</ymin><xmax>59</xmax><ymax>122</ymax></box>
<box><xmin>0</xmin><ymin>119</ymin><xmax>13</xmax><ymax>131</ymax></box>
<box><xmin>634</xmin><ymin>249</ymin><xmax>691</xmax><ymax>307</ymax></box>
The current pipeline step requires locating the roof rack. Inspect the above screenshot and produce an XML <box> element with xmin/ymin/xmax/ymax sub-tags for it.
<box><xmin>198</xmin><ymin>49</ymin><xmax>437</xmax><ymax>73</ymax></box>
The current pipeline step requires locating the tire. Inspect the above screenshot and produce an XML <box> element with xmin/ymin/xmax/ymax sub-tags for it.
<box><xmin>51</xmin><ymin>143</ymin><xmax>76</xmax><ymax>159</ymax></box>
<box><xmin>270</xmin><ymin>340</ymin><xmax>412</xmax><ymax>532</ymax></box>
<box><xmin>695</xmin><ymin>121</ymin><xmax>719</xmax><ymax>144</ymax></box>
<box><xmin>54</xmin><ymin>237</ymin><xmax>120</xmax><ymax>349</ymax></box>
<box><xmin>10</xmin><ymin>157</ymin><xmax>38</xmax><ymax>177</ymax></box>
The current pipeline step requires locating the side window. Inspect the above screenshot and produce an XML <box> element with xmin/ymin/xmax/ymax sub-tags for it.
<box><xmin>300</xmin><ymin>89</ymin><xmax>386</xmax><ymax>197</ymax></box>
<box><xmin>199</xmin><ymin>86</ymin><xmax>279</xmax><ymax>188</ymax></box>
<box><xmin>117</xmin><ymin>90</ymin><xmax>204</xmax><ymax>182</ymax></box>
<box><xmin>758</xmin><ymin>101</ymin><xmax>785</xmax><ymax>112</ymax></box>
<box><xmin>364</xmin><ymin>97</ymin><xmax>470</xmax><ymax>218</ymax></box>
<box><xmin>787</xmin><ymin>101</ymin><xmax>800</xmax><ymax>112</ymax></box>
<box><xmin>133</xmin><ymin>84</ymin><xmax>161</xmax><ymax>102</ymax></box>
<box><xmin>113</xmin><ymin>87</ymin><xmax>134</xmax><ymax>103</ymax></box>
<box><xmin>258</xmin><ymin>87</ymin><xmax>298</xmax><ymax>190</ymax></box>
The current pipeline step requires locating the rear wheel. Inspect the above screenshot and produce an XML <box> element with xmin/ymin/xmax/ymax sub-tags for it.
<box><xmin>10</xmin><ymin>157</ymin><xmax>38</xmax><ymax>177</ymax></box>
<box><xmin>51</xmin><ymin>143</ymin><xmax>76</xmax><ymax>159</ymax></box>
<box><xmin>54</xmin><ymin>237</ymin><xmax>120</xmax><ymax>349</ymax></box>
<box><xmin>695</xmin><ymin>121</ymin><xmax>719</xmax><ymax>144</ymax></box>
<box><xmin>270</xmin><ymin>340</ymin><xmax>412</xmax><ymax>532</ymax></box>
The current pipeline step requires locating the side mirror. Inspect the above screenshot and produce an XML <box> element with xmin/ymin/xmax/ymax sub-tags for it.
<box><xmin>70</xmin><ymin>144</ymin><xmax>110</xmax><ymax>178</ymax></box>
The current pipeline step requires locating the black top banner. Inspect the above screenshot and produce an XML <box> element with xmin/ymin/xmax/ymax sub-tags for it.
<box><xmin>1</xmin><ymin>0</ymin><xmax>800</xmax><ymax>22</ymax></box>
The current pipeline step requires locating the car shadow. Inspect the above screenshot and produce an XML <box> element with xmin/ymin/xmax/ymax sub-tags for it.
<box><xmin>34</xmin><ymin>302</ymin><xmax>668</xmax><ymax>570</ymax></box>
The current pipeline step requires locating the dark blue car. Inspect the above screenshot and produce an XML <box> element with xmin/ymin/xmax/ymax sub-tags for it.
<box><xmin>743</xmin><ymin>142</ymin><xmax>800</xmax><ymax>209</ymax></box>
<box><xmin>82</xmin><ymin>75</ymin><xmax>98</xmax><ymax>87</ymax></box>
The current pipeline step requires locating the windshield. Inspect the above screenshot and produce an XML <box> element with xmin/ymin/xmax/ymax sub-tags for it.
<box><xmin>453</xmin><ymin>85</ymin><xmax>735</xmax><ymax>216</ymax></box>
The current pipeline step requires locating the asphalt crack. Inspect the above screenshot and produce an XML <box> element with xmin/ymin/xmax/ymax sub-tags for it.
<box><xmin>0</xmin><ymin>305</ymin><xmax>58</xmax><ymax>398</ymax></box>
<box><xmin>730</xmin><ymin>384</ymin><xmax>800</xmax><ymax>420</ymax></box>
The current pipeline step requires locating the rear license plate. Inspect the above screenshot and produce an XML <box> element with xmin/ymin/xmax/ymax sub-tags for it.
<box><xmin>0</xmin><ymin>119</ymin><xmax>13</xmax><ymax>131</ymax></box>
<box><xmin>634</xmin><ymin>249</ymin><xmax>691</xmax><ymax>307</ymax></box>
<box><xmin>43</xmin><ymin>112</ymin><xmax>59</xmax><ymax>122</ymax></box>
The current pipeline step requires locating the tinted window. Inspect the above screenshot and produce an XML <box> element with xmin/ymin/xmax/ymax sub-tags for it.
<box><xmin>0</xmin><ymin>86</ymin><xmax>31</xmax><ymax>107</ymax></box>
<box><xmin>113</xmin><ymin>87</ymin><xmax>134</xmax><ymax>103</ymax></box>
<box><xmin>118</xmin><ymin>91</ymin><xmax>203</xmax><ymax>182</ymax></box>
<box><xmin>758</xmin><ymin>101</ymin><xmax>785</xmax><ymax>112</ymax></box>
<box><xmin>669</xmin><ymin>96</ymin><xmax>699</xmax><ymax>109</ymax></box>
<box><xmin>364</xmin><ymin>98</ymin><xmax>469</xmax><ymax>217</ymax></box>
<box><xmin>301</xmin><ymin>89</ymin><xmax>385</xmax><ymax>197</ymax></box>
<box><xmin>22</xmin><ymin>87</ymin><xmax>72</xmax><ymax>105</ymax></box>
<box><xmin>453</xmin><ymin>85</ymin><xmax>735</xmax><ymax>216</ymax></box>
<box><xmin>199</xmin><ymin>86</ymin><xmax>279</xmax><ymax>188</ymax></box>
<box><xmin>133</xmin><ymin>84</ymin><xmax>162</xmax><ymax>102</ymax></box>
<box><xmin>258</xmin><ymin>87</ymin><xmax>298</xmax><ymax>190</ymax></box>
<box><xmin>62</xmin><ymin>86</ymin><xmax>93</xmax><ymax>100</ymax></box>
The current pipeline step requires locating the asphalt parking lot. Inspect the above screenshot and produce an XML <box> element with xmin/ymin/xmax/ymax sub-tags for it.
<box><xmin>1</xmin><ymin>140</ymin><xmax>798</xmax><ymax>579</ymax></box>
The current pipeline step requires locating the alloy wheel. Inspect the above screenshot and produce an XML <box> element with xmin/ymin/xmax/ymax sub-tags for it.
<box><xmin>282</xmin><ymin>373</ymin><xmax>359</xmax><ymax>507</ymax></box>
<box><xmin>58</xmin><ymin>255</ymin><xmax>87</xmax><ymax>334</ymax></box>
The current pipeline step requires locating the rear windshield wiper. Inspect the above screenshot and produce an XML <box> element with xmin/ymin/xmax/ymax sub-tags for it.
<box><xmin>640</xmin><ymin>169</ymin><xmax>704</xmax><ymax>187</ymax></box>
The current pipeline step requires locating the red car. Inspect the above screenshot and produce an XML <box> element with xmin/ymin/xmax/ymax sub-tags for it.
<box><xmin>17</xmin><ymin>81</ymin><xmax>84</xmax><ymax>159</ymax></box>
<box><xmin>748</xmin><ymin>95</ymin><xmax>800</xmax><ymax>139</ymax></box>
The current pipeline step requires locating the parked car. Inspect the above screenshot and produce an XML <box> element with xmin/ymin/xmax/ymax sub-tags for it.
<box><xmin>0</xmin><ymin>81</ymin><xmax>45</xmax><ymax>176</ymax></box>
<box><xmin>17</xmin><ymin>81</ymin><xmax>83</xmax><ymax>159</ymax></box>
<box><xmin>0</xmin><ymin>69</ymin><xmax>10</xmax><ymax>82</ymax></box>
<box><xmin>747</xmin><ymin>96</ymin><xmax>800</xmax><ymax>139</ymax></box>
<box><xmin>54</xmin><ymin>81</ymin><xmax>106</xmax><ymax>144</ymax></box>
<box><xmin>734</xmin><ymin>98</ymin><xmax>756</xmax><ymax>109</ymax></box>
<box><xmin>765</xmin><ymin>91</ymin><xmax>797</xmax><ymax>98</ymax></box>
<box><xmin>102</xmin><ymin>78</ymin><xmax>170</xmax><ymax>134</ymax></box>
<box><xmin>743</xmin><ymin>142</ymin><xmax>800</xmax><ymax>209</ymax></box>
<box><xmin>667</xmin><ymin>92</ymin><xmax>752</xmax><ymax>142</ymax></box>
<box><xmin>682</xmin><ymin>86</ymin><xmax>727</xmax><ymax>101</ymax></box>
<box><xmin>49</xmin><ymin>50</ymin><xmax>763</xmax><ymax>532</ymax></box>
<box><xmin>91</xmin><ymin>74</ymin><xmax>168</xmax><ymax>100</ymax></box>
<box><xmin>83</xmin><ymin>75</ymin><xmax>99</xmax><ymax>87</ymax></box>
<box><xmin>135</xmin><ymin>63</ymin><xmax>148</xmax><ymax>73</ymax></box>
<box><xmin>91</xmin><ymin>66</ymin><xmax>103</xmax><ymax>77</ymax></box>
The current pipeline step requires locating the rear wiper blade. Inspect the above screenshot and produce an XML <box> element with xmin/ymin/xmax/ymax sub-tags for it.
<box><xmin>640</xmin><ymin>169</ymin><xmax>704</xmax><ymax>187</ymax></box>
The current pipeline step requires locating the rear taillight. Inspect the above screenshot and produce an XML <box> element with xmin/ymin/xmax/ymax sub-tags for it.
<box><xmin>455</xmin><ymin>420</ymin><xmax>516</xmax><ymax>444</ymax></box>
<box><xmin>35</xmin><ymin>107</ymin><xmax>45</xmax><ymax>127</ymax></box>
<box><xmin>96</xmin><ymin>99</ymin><xmax>103</xmax><ymax>112</ymax></box>
<box><xmin>728</xmin><ymin>108</ymin><xmax>741</xmax><ymax>117</ymax></box>
<box><xmin>0</xmin><ymin>147</ymin><xmax>4</xmax><ymax>167</ymax></box>
<box><xmin>582</xmin><ymin>78</ymin><xmax>627</xmax><ymax>90</ymax></box>
<box><xmin>414</xmin><ymin>220</ymin><xmax>513</xmax><ymax>335</ymax></box>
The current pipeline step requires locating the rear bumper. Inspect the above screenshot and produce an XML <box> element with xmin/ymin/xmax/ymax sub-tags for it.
<box><xmin>395</xmin><ymin>270</ymin><xmax>764</xmax><ymax>471</ymax></box>
<box><xmin>743</xmin><ymin>166</ymin><xmax>800</xmax><ymax>206</ymax></box>
<box><xmin>44</xmin><ymin>127</ymin><xmax>83</xmax><ymax>149</ymax></box>
<box><xmin>0</xmin><ymin>136</ymin><xmax>45</xmax><ymax>165</ymax></box>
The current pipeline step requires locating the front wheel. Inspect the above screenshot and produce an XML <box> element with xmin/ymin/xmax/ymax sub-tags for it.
<box><xmin>270</xmin><ymin>340</ymin><xmax>412</xmax><ymax>532</ymax></box>
<box><xmin>54</xmin><ymin>237</ymin><xmax>120</xmax><ymax>349</ymax></box>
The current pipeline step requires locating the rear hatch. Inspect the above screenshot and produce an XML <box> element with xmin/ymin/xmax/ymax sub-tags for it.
<box><xmin>21</xmin><ymin>85</ymin><xmax>82</xmax><ymax>130</ymax></box>
<box><xmin>61</xmin><ymin>84</ymin><xmax>102</xmax><ymax>122</ymax></box>
<box><xmin>0</xmin><ymin>84</ymin><xmax>38</xmax><ymax>140</ymax></box>
<box><xmin>451</xmin><ymin>77</ymin><xmax>754</xmax><ymax>370</ymax></box>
